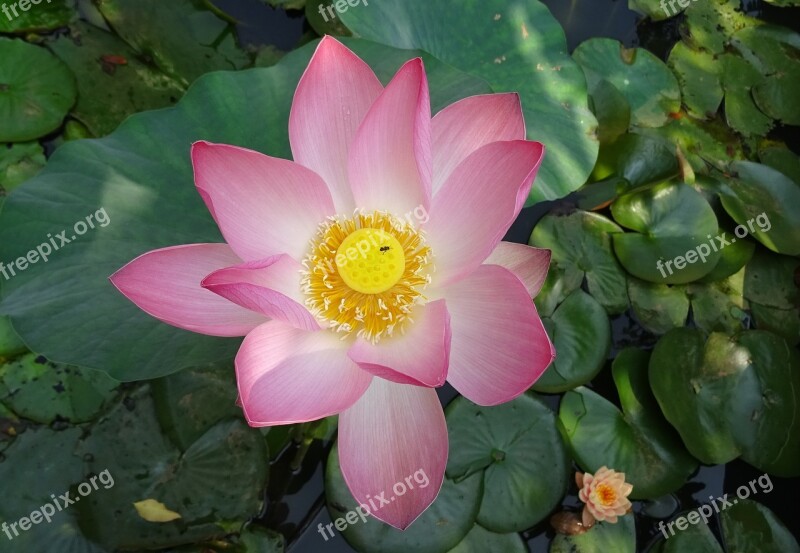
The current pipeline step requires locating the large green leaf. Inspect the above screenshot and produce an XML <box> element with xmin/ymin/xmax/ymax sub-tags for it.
<box><xmin>592</xmin><ymin>133</ymin><xmax>680</xmax><ymax>189</ymax></box>
<box><xmin>573</xmin><ymin>38</ymin><xmax>681</xmax><ymax>127</ymax></box>
<box><xmin>559</xmin><ymin>349</ymin><xmax>697</xmax><ymax>499</ymax></box>
<box><xmin>627</xmin><ymin>278</ymin><xmax>689</xmax><ymax>335</ymax></box>
<box><xmin>550</xmin><ymin>517</ymin><xmax>636</xmax><ymax>553</ymax></box>
<box><xmin>446</xmin><ymin>393</ymin><xmax>569</xmax><ymax>533</ymax></box>
<box><xmin>718</xmin><ymin>161</ymin><xmax>800</xmax><ymax>255</ymax></box>
<box><xmin>650</xmin><ymin>329</ymin><xmax>800</xmax><ymax>475</ymax></box>
<box><xmin>446</xmin><ymin>524</ymin><xmax>526</xmax><ymax>553</ymax></box>
<box><xmin>325</xmin><ymin>444</ymin><xmax>482</xmax><ymax>553</ymax></box>
<box><xmin>338</xmin><ymin>0</ymin><xmax>599</xmax><ymax>204</ymax></box>
<box><xmin>0</xmin><ymin>38</ymin><xmax>492</xmax><ymax>380</ymax></box>
<box><xmin>668</xmin><ymin>42</ymin><xmax>723</xmax><ymax>119</ymax></box>
<box><xmin>0</xmin><ymin>38</ymin><xmax>77</xmax><ymax>142</ymax></box>
<box><xmin>652</xmin><ymin>515</ymin><xmax>724</xmax><ymax>552</ymax></box>
<box><xmin>611</xmin><ymin>181</ymin><xmax>721</xmax><ymax>284</ymax></box>
<box><xmin>0</xmin><ymin>0</ymin><xmax>73</xmax><ymax>33</ymax></box>
<box><xmin>743</xmin><ymin>249</ymin><xmax>800</xmax><ymax>345</ymax></box>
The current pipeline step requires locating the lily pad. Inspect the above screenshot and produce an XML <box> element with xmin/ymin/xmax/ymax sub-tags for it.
<box><xmin>652</xmin><ymin>515</ymin><xmax>724</xmax><ymax>553</ymax></box>
<box><xmin>743</xmin><ymin>249</ymin><xmax>800</xmax><ymax>344</ymax></box>
<box><xmin>668</xmin><ymin>42</ymin><xmax>723</xmax><ymax>119</ymax></box>
<box><xmin>534</xmin><ymin>290</ymin><xmax>611</xmax><ymax>393</ymax></box>
<box><xmin>758</xmin><ymin>143</ymin><xmax>800</xmax><ymax>183</ymax></box>
<box><xmin>592</xmin><ymin>133</ymin><xmax>680</xmax><ymax>189</ymax></box>
<box><xmin>686</xmin><ymin>269</ymin><xmax>749</xmax><ymax>334</ymax></box>
<box><xmin>573</xmin><ymin>38</ymin><xmax>681</xmax><ymax>127</ymax></box>
<box><xmin>94</xmin><ymin>0</ymin><xmax>250</xmax><ymax>87</ymax></box>
<box><xmin>529</xmin><ymin>210</ymin><xmax>627</xmax><ymax>314</ymax></box>
<box><xmin>338</xmin><ymin>0</ymin><xmax>600</xmax><ymax>204</ymax></box>
<box><xmin>550</xmin><ymin>517</ymin><xmax>636</xmax><ymax>553</ymax></box>
<box><xmin>446</xmin><ymin>525</ymin><xmax>526</xmax><ymax>553</ymax></box>
<box><xmin>718</xmin><ymin>161</ymin><xmax>800</xmax><ymax>255</ymax></box>
<box><xmin>559</xmin><ymin>349</ymin><xmax>697</xmax><ymax>499</ymax></box>
<box><xmin>721</xmin><ymin>500</ymin><xmax>800</xmax><ymax>552</ymax></box>
<box><xmin>0</xmin><ymin>353</ymin><xmax>118</xmax><ymax>423</ymax></box>
<box><xmin>0</xmin><ymin>38</ymin><xmax>493</xmax><ymax>380</ymax></box>
<box><xmin>650</xmin><ymin>329</ymin><xmax>800</xmax><ymax>475</ymax></box>
<box><xmin>588</xmin><ymin>78</ymin><xmax>631</xmax><ymax>144</ymax></box>
<box><xmin>0</xmin><ymin>38</ymin><xmax>77</xmax><ymax>142</ymax></box>
<box><xmin>720</xmin><ymin>54</ymin><xmax>773</xmax><ymax>137</ymax></box>
<box><xmin>48</xmin><ymin>22</ymin><xmax>184</xmax><ymax>137</ymax></box>
<box><xmin>76</xmin><ymin>386</ymin><xmax>268</xmax><ymax>550</ymax></box>
<box><xmin>0</xmin><ymin>315</ymin><xmax>26</xmax><ymax>359</ymax></box>
<box><xmin>446</xmin><ymin>393</ymin><xmax>570</xmax><ymax>532</ymax></box>
<box><xmin>684</xmin><ymin>0</ymin><xmax>757</xmax><ymax>55</ymax></box>
<box><xmin>627</xmin><ymin>278</ymin><xmax>689</xmax><ymax>335</ymax></box>
<box><xmin>325</xmin><ymin>444</ymin><xmax>483</xmax><ymax>553</ymax></box>
<box><xmin>611</xmin><ymin>181</ymin><xmax>721</xmax><ymax>284</ymax></box>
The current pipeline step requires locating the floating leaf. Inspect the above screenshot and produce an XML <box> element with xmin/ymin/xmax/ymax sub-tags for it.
<box><xmin>0</xmin><ymin>0</ymin><xmax>73</xmax><ymax>34</ymax></box>
<box><xmin>668</xmin><ymin>42</ymin><xmax>723</xmax><ymax>119</ymax></box>
<box><xmin>446</xmin><ymin>393</ymin><xmax>569</xmax><ymax>532</ymax></box>
<box><xmin>627</xmin><ymin>278</ymin><xmax>689</xmax><ymax>335</ymax></box>
<box><xmin>721</xmin><ymin>500</ymin><xmax>800</xmax><ymax>552</ymax></box>
<box><xmin>0</xmin><ymin>38</ymin><xmax>77</xmax><ymax>142</ymax></box>
<box><xmin>593</xmin><ymin>133</ymin><xmax>679</xmax><ymax>189</ymax></box>
<box><xmin>573</xmin><ymin>38</ymin><xmax>681</xmax><ymax>127</ymax></box>
<box><xmin>550</xmin><ymin>517</ymin><xmax>636</xmax><ymax>553</ymax></box>
<box><xmin>0</xmin><ymin>142</ymin><xmax>45</xmax><ymax>196</ymax></box>
<box><xmin>559</xmin><ymin>349</ymin><xmax>697</xmax><ymax>499</ymax></box>
<box><xmin>446</xmin><ymin>524</ymin><xmax>526</xmax><ymax>553</ymax></box>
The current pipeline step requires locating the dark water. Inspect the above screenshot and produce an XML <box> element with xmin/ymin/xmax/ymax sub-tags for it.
<box><xmin>201</xmin><ymin>0</ymin><xmax>799</xmax><ymax>552</ymax></box>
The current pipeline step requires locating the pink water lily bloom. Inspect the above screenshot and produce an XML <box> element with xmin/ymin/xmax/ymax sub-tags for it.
<box><xmin>110</xmin><ymin>36</ymin><xmax>555</xmax><ymax>529</ymax></box>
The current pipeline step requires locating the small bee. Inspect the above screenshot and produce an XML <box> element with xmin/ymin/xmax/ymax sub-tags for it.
<box><xmin>380</xmin><ymin>246</ymin><xmax>391</xmax><ymax>253</ymax></box>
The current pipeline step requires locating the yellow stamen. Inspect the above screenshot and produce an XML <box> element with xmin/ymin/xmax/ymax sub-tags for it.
<box><xmin>595</xmin><ymin>484</ymin><xmax>617</xmax><ymax>506</ymax></box>
<box><xmin>301</xmin><ymin>211</ymin><xmax>432</xmax><ymax>343</ymax></box>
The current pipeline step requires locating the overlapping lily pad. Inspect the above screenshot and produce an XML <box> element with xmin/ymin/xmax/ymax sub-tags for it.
<box><xmin>668</xmin><ymin>42</ymin><xmax>723</xmax><ymax>119</ymax></box>
<box><xmin>550</xmin><ymin>517</ymin><xmax>636</xmax><ymax>553</ymax></box>
<box><xmin>592</xmin><ymin>133</ymin><xmax>680</xmax><ymax>189</ymax></box>
<box><xmin>559</xmin><ymin>349</ymin><xmax>697</xmax><ymax>499</ymax></box>
<box><xmin>721</xmin><ymin>500</ymin><xmax>800</xmax><ymax>552</ymax></box>
<box><xmin>325</xmin><ymin>444</ymin><xmax>483</xmax><ymax>553</ymax></box>
<box><xmin>529</xmin><ymin>210</ymin><xmax>627</xmax><ymax>314</ymax></box>
<box><xmin>446</xmin><ymin>393</ymin><xmax>569</xmax><ymax>532</ymax></box>
<box><xmin>743</xmin><ymin>249</ymin><xmax>800</xmax><ymax>345</ymax></box>
<box><xmin>339</xmin><ymin>0</ymin><xmax>600</xmax><ymax>203</ymax></box>
<box><xmin>0</xmin><ymin>38</ymin><xmax>493</xmax><ymax>380</ymax></box>
<box><xmin>650</xmin><ymin>516</ymin><xmax>724</xmax><ymax>553</ymax></box>
<box><xmin>611</xmin><ymin>181</ymin><xmax>722</xmax><ymax>284</ymax></box>
<box><xmin>446</xmin><ymin>524</ymin><xmax>526</xmax><ymax>553</ymax></box>
<box><xmin>0</xmin><ymin>38</ymin><xmax>77</xmax><ymax>142</ymax></box>
<box><xmin>534</xmin><ymin>290</ymin><xmax>611</xmax><ymax>393</ymax></box>
<box><xmin>650</xmin><ymin>329</ymin><xmax>800</xmax><ymax>475</ymax></box>
<box><xmin>0</xmin><ymin>0</ymin><xmax>73</xmax><ymax>34</ymax></box>
<box><xmin>0</xmin><ymin>353</ymin><xmax>118</xmax><ymax>423</ymax></box>
<box><xmin>573</xmin><ymin>38</ymin><xmax>681</xmax><ymax>127</ymax></box>
<box><xmin>0</xmin><ymin>142</ymin><xmax>45</xmax><ymax>198</ymax></box>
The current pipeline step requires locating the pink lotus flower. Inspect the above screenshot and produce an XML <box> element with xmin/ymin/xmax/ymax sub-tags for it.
<box><xmin>110</xmin><ymin>36</ymin><xmax>555</xmax><ymax>529</ymax></box>
<box><xmin>577</xmin><ymin>467</ymin><xmax>633</xmax><ymax>526</ymax></box>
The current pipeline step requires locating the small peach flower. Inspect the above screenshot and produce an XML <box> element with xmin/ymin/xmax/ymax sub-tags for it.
<box><xmin>576</xmin><ymin>466</ymin><xmax>633</xmax><ymax>526</ymax></box>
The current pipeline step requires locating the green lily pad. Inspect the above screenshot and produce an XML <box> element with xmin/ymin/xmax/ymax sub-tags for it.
<box><xmin>743</xmin><ymin>249</ymin><xmax>800</xmax><ymax>344</ymax></box>
<box><xmin>718</xmin><ymin>161</ymin><xmax>800</xmax><ymax>255</ymax></box>
<box><xmin>446</xmin><ymin>393</ymin><xmax>569</xmax><ymax>533</ymax></box>
<box><xmin>758</xmin><ymin>143</ymin><xmax>800</xmax><ymax>184</ymax></box>
<box><xmin>611</xmin><ymin>181</ymin><xmax>721</xmax><ymax>284</ymax></box>
<box><xmin>0</xmin><ymin>38</ymin><xmax>493</xmax><ymax>380</ymax></box>
<box><xmin>446</xmin><ymin>524</ymin><xmax>526</xmax><ymax>553</ymax></box>
<box><xmin>573</xmin><ymin>38</ymin><xmax>681</xmax><ymax>127</ymax></box>
<box><xmin>94</xmin><ymin>0</ymin><xmax>250</xmax><ymax>87</ymax></box>
<box><xmin>589</xmin><ymin>78</ymin><xmax>631</xmax><ymax>144</ymax></box>
<box><xmin>634</xmin><ymin>114</ymin><xmax>745</xmax><ymax>173</ymax></box>
<box><xmin>0</xmin><ymin>142</ymin><xmax>45</xmax><ymax>196</ymax></box>
<box><xmin>325</xmin><ymin>444</ymin><xmax>482</xmax><ymax>553</ymax></box>
<box><xmin>694</xmin><ymin>232</ymin><xmax>755</xmax><ymax>283</ymax></box>
<box><xmin>559</xmin><ymin>348</ymin><xmax>697</xmax><ymax>499</ymax></box>
<box><xmin>0</xmin><ymin>427</ymin><xmax>106</xmax><ymax>553</ymax></box>
<box><xmin>529</xmin><ymin>210</ymin><xmax>627</xmax><ymax>314</ymax></box>
<box><xmin>668</xmin><ymin>42</ymin><xmax>723</xmax><ymax>119</ymax></box>
<box><xmin>76</xmin><ymin>386</ymin><xmax>268</xmax><ymax>550</ymax></box>
<box><xmin>592</xmin><ymin>133</ymin><xmax>680</xmax><ymax>189</ymax></box>
<box><xmin>338</xmin><ymin>0</ymin><xmax>599</xmax><ymax>204</ymax></box>
<box><xmin>48</xmin><ymin>22</ymin><xmax>184</xmax><ymax>137</ymax></box>
<box><xmin>650</xmin><ymin>329</ymin><xmax>800</xmax><ymax>475</ymax></box>
<box><xmin>0</xmin><ymin>0</ymin><xmax>73</xmax><ymax>33</ymax></box>
<box><xmin>684</xmin><ymin>0</ymin><xmax>757</xmax><ymax>55</ymax></box>
<box><xmin>534</xmin><ymin>290</ymin><xmax>611</xmax><ymax>393</ymax></box>
<box><xmin>686</xmin><ymin>269</ymin><xmax>748</xmax><ymax>334</ymax></box>
<box><xmin>627</xmin><ymin>278</ymin><xmax>689</xmax><ymax>335</ymax></box>
<box><xmin>0</xmin><ymin>353</ymin><xmax>118</xmax><ymax>423</ymax></box>
<box><xmin>550</xmin><ymin>517</ymin><xmax>636</xmax><ymax>553</ymax></box>
<box><xmin>534</xmin><ymin>263</ymin><xmax>581</xmax><ymax>319</ymax></box>
<box><xmin>720</xmin><ymin>54</ymin><xmax>774</xmax><ymax>137</ymax></box>
<box><xmin>239</xmin><ymin>526</ymin><xmax>286</xmax><ymax>552</ymax></box>
<box><xmin>721</xmin><ymin>500</ymin><xmax>800</xmax><ymax>553</ymax></box>
<box><xmin>152</xmin><ymin>361</ymin><xmax>241</xmax><ymax>450</ymax></box>
<box><xmin>651</xmin><ymin>515</ymin><xmax>724</xmax><ymax>553</ymax></box>
<box><xmin>0</xmin><ymin>38</ymin><xmax>77</xmax><ymax>142</ymax></box>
